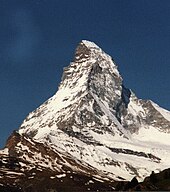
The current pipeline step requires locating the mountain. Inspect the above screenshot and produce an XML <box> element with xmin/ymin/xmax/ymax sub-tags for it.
<box><xmin>0</xmin><ymin>40</ymin><xmax>170</xmax><ymax>191</ymax></box>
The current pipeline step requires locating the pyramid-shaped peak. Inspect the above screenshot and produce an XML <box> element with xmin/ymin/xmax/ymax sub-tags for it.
<box><xmin>75</xmin><ymin>40</ymin><xmax>109</xmax><ymax>63</ymax></box>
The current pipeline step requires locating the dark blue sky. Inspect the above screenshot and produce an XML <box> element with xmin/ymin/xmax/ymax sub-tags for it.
<box><xmin>0</xmin><ymin>0</ymin><xmax>170</xmax><ymax>148</ymax></box>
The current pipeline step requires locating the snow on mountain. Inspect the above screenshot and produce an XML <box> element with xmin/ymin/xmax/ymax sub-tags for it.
<box><xmin>151</xmin><ymin>101</ymin><xmax>170</xmax><ymax>122</ymax></box>
<box><xmin>2</xmin><ymin>40</ymin><xmax>170</xmax><ymax>183</ymax></box>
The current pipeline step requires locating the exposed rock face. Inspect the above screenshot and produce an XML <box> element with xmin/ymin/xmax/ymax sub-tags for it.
<box><xmin>0</xmin><ymin>40</ymin><xmax>170</xmax><ymax>191</ymax></box>
<box><xmin>0</xmin><ymin>132</ymin><xmax>115</xmax><ymax>192</ymax></box>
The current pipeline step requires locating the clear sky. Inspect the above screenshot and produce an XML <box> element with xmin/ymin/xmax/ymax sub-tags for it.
<box><xmin>0</xmin><ymin>0</ymin><xmax>170</xmax><ymax>148</ymax></box>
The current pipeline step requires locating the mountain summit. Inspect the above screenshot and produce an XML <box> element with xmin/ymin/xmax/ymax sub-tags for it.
<box><xmin>0</xmin><ymin>40</ymin><xmax>170</xmax><ymax>191</ymax></box>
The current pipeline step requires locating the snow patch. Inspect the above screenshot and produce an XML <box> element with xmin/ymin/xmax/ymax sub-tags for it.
<box><xmin>56</xmin><ymin>173</ymin><xmax>66</xmax><ymax>178</ymax></box>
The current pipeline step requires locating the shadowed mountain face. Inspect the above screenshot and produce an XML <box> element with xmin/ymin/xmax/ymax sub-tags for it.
<box><xmin>0</xmin><ymin>40</ymin><xmax>170</xmax><ymax>191</ymax></box>
<box><xmin>115</xmin><ymin>168</ymin><xmax>170</xmax><ymax>191</ymax></box>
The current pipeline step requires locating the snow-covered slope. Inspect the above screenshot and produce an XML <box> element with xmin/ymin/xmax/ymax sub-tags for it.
<box><xmin>3</xmin><ymin>40</ymin><xmax>170</xmax><ymax>183</ymax></box>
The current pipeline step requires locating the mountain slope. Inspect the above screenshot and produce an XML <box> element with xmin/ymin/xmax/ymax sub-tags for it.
<box><xmin>0</xmin><ymin>40</ymin><xmax>170</xmax><ymax>191</ymax></box>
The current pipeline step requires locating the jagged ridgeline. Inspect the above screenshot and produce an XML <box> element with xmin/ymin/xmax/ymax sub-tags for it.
<box><xmin>0</xmin><ymin>40</ymin><xmax>170</xmax><ymax>191</ymax></box>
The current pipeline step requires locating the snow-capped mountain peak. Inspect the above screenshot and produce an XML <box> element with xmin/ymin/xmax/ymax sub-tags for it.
<box><xmin>19</xmin><ymin>40</ymin><xmax>126</xmax><ymax>141</ymax></box>
<box><xmin>4</xmin><ymin>40</ymin><xmax>170</xmax><ymax>183</ymax></box>
<box><xmin>81</xmin><ymin>40</ymin><xmax>101</xmax><ymax>49</ymax></box>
